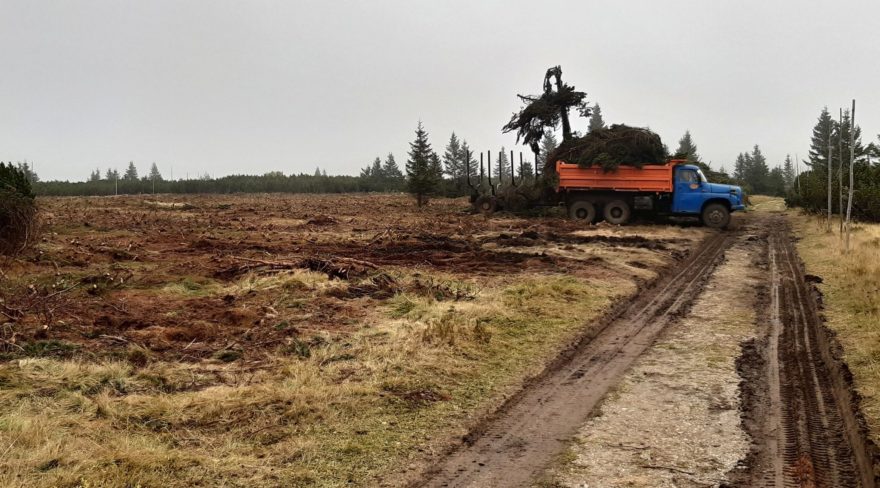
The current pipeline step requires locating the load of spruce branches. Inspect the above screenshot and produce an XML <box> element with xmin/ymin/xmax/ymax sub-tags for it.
<box><xmin>546</xmin><ymin>124</ymin><xmax>667</xmax><ymax>173</ymax></box>
<box><xmin>0</xmin><ymin>162</ymin><xmax>38</xmax><ymax>256</ymax></box>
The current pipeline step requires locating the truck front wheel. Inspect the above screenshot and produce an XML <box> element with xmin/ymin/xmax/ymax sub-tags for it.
<box><xmin>569</xmin><ymin>201</ymin><xmax>596</xmax><ymax>223</ymax></box>
<box><xmin>603</xmin><ymin>200</ymin><xmax>631</xmax><ymax>225</ymax></box>
<box><xmin>702</xmin><ymin>203</ymin><xmax>730</xmax><ymax>229</ymax></box>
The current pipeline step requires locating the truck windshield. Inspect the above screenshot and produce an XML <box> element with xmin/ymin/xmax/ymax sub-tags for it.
<box><xmin>697</xmin><ymin>169</ymin><xmax>708</xmax><ymax>183</ymax></box>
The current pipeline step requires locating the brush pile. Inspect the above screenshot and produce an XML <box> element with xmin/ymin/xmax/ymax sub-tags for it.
<box><xmin>0</xmin><ymin>163</ymin><xmax>38</xmax><ymax>256</ymax></box>
<box><xmin>546</xmin><ymin>124</ymin><xmax>667</xmax><ymax>173</ymax></box>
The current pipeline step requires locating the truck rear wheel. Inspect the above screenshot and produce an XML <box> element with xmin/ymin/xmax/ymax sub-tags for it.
<box><xmin>603</xmin><ymin>200</ymin><xmax>631</xmax><ymax>225</ymax></box>
<box><xmin>701</xmin><ymin>203</ymin><xmax>730</xmax><ymax>229</ymax></box>
<box><xmin>569</xmin><ymin>201</ymin><xmax>596</xmax><ymax>223</ymax></box>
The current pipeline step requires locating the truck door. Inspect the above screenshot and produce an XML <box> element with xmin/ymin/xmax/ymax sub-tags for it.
<box><xmin>672</xmin><ymin>168</ymin><xmax>703</xmax><ymax>214</ymax></box>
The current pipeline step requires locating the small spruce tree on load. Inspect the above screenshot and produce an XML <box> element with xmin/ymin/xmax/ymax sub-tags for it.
<box><xmin>406</xmin><ymin>121</ymin><xmax>441</xmax><ymax>207</ymax></box>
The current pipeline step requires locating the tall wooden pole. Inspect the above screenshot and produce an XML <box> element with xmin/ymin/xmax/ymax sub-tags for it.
<box><xmin>845</xmin><ymin>99</ymin><xmax>856</xmax><ymax>252</ymax></box>
<box><xmin>795</xmin><ymin>153</ymin><xmax>801</xmax><ymax>194</ymax></box>
<box><xmin>839</xmin><ymin>108</ymin><xmax>844</xmax><ymax>235</ymax></box>
<box><xmin>827</xmin><ymin>126</ymin><xmax>832</xmax><ymax>230</ymax></box>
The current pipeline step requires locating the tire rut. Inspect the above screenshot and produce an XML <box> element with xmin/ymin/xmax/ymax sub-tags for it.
<box><xmin>731</xmin><ymin>215</ymin><xmax>877</xmax><ymax>488</ymax></box>
<box><xmin>416</xmin><ymin>230</ymin><xmax>734</xmax><ymax>487</ymax></box>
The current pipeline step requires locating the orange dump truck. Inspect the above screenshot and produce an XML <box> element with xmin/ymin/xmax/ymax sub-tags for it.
<box><xmin>555</xmin><ymin>159</ymin><xmax>745</xmax><ymax>228</ymax></box>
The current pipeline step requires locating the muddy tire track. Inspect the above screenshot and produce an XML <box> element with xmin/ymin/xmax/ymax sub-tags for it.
<box><xmin>731</xmin><ymin>215</ymin><xmax>878</xmax><ymax>487</ymax></box>
<box><xmin>415</xmin><ymin>230</ymin><xmax>734</xmax><ymax>487</ymax></box>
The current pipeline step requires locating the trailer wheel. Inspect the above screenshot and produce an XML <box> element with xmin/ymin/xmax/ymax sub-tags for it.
<box><xmin>603</xmin><ymin>200</ymin><xmax>631</xmax><ymax>225</ymax></box>
<box><xmin>569</xmin><ymin>201</ymin><xmax>596</xmax><ymax>223</ymax></box>
<box><xmin>701</xmin><ymin>203</ymin><xmax>730</xmax><ymax>229</ymax></box>
<box><xmin>475</xmin><ymin>196</ymin><xmax>497</xmax><ymax>216</ymax></box>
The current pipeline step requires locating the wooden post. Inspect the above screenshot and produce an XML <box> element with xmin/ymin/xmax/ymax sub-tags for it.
<box><xmin>795</xmin><ymin>153</ymin><xmax>801</xmax><ymax>194</ymax></box>
<box><xmin>839</xmin><ymin>108</ymin><xmax>844</xmax><ymax>235</ymax></box>
<box><xmin>827</xmin><ymin>126</ymin><xmax>832</xmax><ymax>230</ymax></box>
<box><xmin>845</xmin><ymin>99</ymin><xmax>856</xmax><ymax>252</ymax></box>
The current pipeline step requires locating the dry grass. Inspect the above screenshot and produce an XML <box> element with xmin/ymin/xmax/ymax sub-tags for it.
<box><xmin>789</xmin><ymin>209</ymin><xmax>880</xmax><ymax>445</ymax></box>
<box><xmin>0</xmin><ymin>272</ymin><xmax>632</xmax><ymax>487</ymax></box>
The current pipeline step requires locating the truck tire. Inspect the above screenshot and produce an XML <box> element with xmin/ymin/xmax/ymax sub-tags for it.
<box><xmin>475</xmin><ymin>195</ymin><xmax>497</xmax><ymax>216</ymax></box>
<box><xmin>702</xmin><ymin>203</ymin><xmax>730</xmax><ymax>229</ymax></box>
<box><xmin>569</xmin><ymin>200</ymin><xmax>596</xmax><ymax>223</ymax></box>
<box><xmin>603</xmin><ymin>200</ymin><xmax>631</xmax><ymax>225</ymax></box>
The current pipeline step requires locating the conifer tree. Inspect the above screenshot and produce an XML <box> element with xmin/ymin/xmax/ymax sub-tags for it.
<box><xmin>494</xmin><ymin>147</ymin><xmax>512</xmax><ymax>185</ymax></box>
<box><xmin>459</xmin><ymin>141</ymin><xmax>478</xmax><ymax>182</ymax></box>
<box><xmin>539</xmin><ymin>131</ymin><xmax>559</xmax><ymax>171</ymax></box>
<box><xmin>370</xmin><ymin>157</ymin><xmax>384</xmax><ymax>179</ymax></box>
<box><xmin>123</xmin><ymin>162</ymin><xmax>139</xmax><ymax>181</ymax></box>
<box><xmin>382</xmin><ymin>153</ymin><xmax>404</xmax><ymax>180</ymax></box>
<box><xmin>588</xmin><ymin>103</ymin><xmax>605</xmax><ymax>133</ymax></box>
<box><xmin>149</xmin><ymin>163</ymin><xmax>163</xmax><ymax>181</ymax></box>
<box><xmin>807</xmin><ymin>107</ymin><xmax>835</xmax><ymax>173</ymax></box>
<box><xmin>406</xmin><ymin>121</ymin><xmax>440</xmax><ymax>206</ymax></box>
<box><xmin>782</xmin><ymin>154</ymin><xmax>795</xmax><ymax>191</ymax></box>
<box><xmin>442</xmin><ymin>133</ymin><xmax>463</xmax><ymax>181</ymax></box>
<box><xmin>314</xmin><ymin>167</ymin><xmax>322</xmax><ymax>177</ymax></box>
<box><xmin>89</xmin><ymin>169</ymin><xmax>101</xmax><ymax>182</ymax></box>
<box><xmin>675</xmin><ymin>131</ymin><xmax>700</xmax><ymax>163</ymax></box>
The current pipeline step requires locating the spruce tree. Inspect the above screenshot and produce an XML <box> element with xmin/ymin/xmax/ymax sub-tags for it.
<box><xmin>406</xmin><ymin>122</ymin><xmax>440</xmax><ymax>206</ymax></box>
<box><xmin>314</xmin><ymin>167</ymin><xmax>322</xmax><ymax>177</ymax></box>
<box><xmin>539</xmin><ymin>131</ymin><xmax>559</xmax><ymax>171</ymax></box>
<box><xmin>746</xmin><ymin>145</ymin><xmax>770</xmax><ymax>194</ymax></box>
<box><xmin>123</xmin><ymin>162</ymin><xmax>139</xmax><ymax>181</ymax></box>
<box><xmin>459</xmin><ymin>141</ymin><xmax>478</xmax><ymax>183</ymax></box>
<box><xmin>89</xmin><ymin>169</ymin><xmax>101</xmax><ymax>182</ymax></box>
<box><xmin>382</xmin><ymin>153</ymin><xmax>404</xmax><ymax>180</ymax></box>
<box><xmin>370</xmin><ymin>157</ymin><xmax>384</xmax><ymax>179</ymax></box>
<box><xmin>442</xmin><ymin>132</ymin><xmax>463</xmax><ymax>181</ymax></box>
<box><xmin>782</xmin><ymin>154</ymin><xmax>795</xmax><ymax>191</ymax></box>
<box><xmin>359</xmin><ymin>161</ymin><xmax>373</xmax><ymax>178</ymax></box>
<box><xmin>588</xmin><ymin>103</ymin><xmax>605</xmax><ymax>132</ymax></box>
<box><xmin>806</xmin><ymin>107</ymin><xmax>835</xmax><ymax>173</ymax></box>
<box><xmin>494</xmin><ymin>147</ymin><xmax>512</xmax><ymax>185</ymax></box>
<box><xmin>767</xmin><ymin>166</ymin><xmax>786</xmax><ymax>196</ymax></box>
<box><xmin>675</xmin><ymin>131</ymin><xmax>700</xmax><ymax>164</ymax></box>
<box><xmin>149</xmin><ymin>163</ymin><xmax>162</xmax><ymax>181</ymax></box>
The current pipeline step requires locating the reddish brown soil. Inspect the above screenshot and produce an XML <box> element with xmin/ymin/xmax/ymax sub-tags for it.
<box><xmin>0</xmin><ymin>194</ymin><xmax>690</xmax><ymax>365</ymax></box>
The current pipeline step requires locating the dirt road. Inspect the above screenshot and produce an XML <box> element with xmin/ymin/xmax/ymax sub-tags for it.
<box><xmin>418</xmin><ymin>213</ymin><xmax>878</xmax><ymax>487</ymax></box>
<box><xmin>419</xmin><ymin>229</ymin><xmax>733</xmax><ymax>487</ymax></box>
<box><xmin>732</xmin><ymin>214</ymin><xmax>877</xmax><ymax>487</ymax></box>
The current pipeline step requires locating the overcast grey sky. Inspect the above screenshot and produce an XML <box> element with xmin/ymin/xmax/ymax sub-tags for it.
<box><xmin>1</xmin><ymin>0</ymin><xmax>878</xmax><ymax>181</ymax></box>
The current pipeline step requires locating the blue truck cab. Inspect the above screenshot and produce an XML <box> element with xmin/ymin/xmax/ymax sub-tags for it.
<box><xmin>672</xmin><ymin>164</ymin><xmax>745</xmax><ymax>227</ymax></box>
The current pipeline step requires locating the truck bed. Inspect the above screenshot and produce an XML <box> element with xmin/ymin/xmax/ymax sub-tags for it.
<box><xmin>556</xmin><ymin>161</ymin><xmax>678</xmax><ymax>193</ymax></box>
